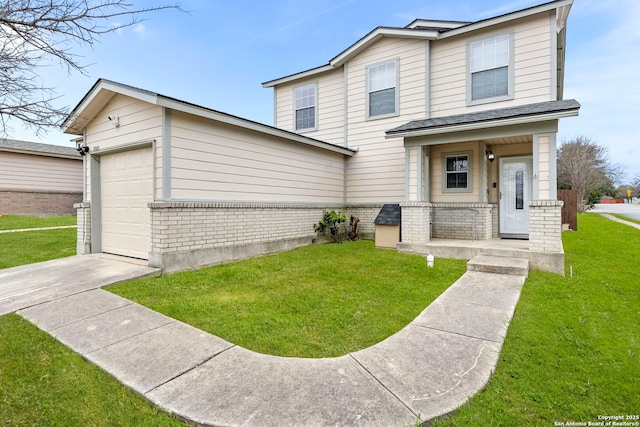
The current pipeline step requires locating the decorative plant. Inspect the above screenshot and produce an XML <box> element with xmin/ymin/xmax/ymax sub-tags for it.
<box><xmin>313</xmin><ymin>210</ymin><xmax>346</xmax><ymax>243</ymax></box>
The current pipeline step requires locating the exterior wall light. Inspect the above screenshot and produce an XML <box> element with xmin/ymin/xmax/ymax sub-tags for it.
<box><xmin>486</xmin><ymin>149</ymin><xmax>495</xmax><ymax>162</ymax></box>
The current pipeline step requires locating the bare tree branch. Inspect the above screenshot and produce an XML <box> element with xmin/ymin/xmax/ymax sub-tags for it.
<box><xmin>557</xmin><ymin>136</ymin><xmax>624</xmax><ymax>211</ymax></box>
<box><xmin>0</xmin><ymin>0</ymin><xmax>183</xmax><ymax>136</ymax></box>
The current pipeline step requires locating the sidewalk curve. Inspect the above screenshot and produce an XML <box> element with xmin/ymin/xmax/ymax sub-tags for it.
<box><xmin>16</xmin><ymin>264</ymin><xmax>526</xmax><ymax>426</ymax></box>
<box><xmin>599</xmin><ymin>213</ymin><xmax>640</xmax><ymax>231</ymax></box>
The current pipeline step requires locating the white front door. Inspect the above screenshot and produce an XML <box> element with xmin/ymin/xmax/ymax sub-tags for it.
<box><xmin>500</xmin><ymin>156</ymin><xmax>533</xmax><ymax>237</ymax></box>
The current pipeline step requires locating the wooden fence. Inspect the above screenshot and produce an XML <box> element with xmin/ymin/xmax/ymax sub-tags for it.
<box><xmin>558</xmin><ymin>189</ymin><xmax>578</xmax><ymax>231</ymax></box>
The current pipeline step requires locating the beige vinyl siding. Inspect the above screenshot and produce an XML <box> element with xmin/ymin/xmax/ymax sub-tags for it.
<box><xmin>0</xmin><ymin>152</ymin><xmax>82</xmax><ymax>192</ymax></box>
<box><xmin>275</xmin><ymin>68</ymin><xmax>345</xmax><ymax>146</ymax></box>
<box><xmin>84</xmin><ymin>94</ymin><xmax>162</xmax><ymax>201</ymax></box>
<box><xmin>345</xmin><ymin>37</ymin><xmax>427</xmax><ymax>203</ymax></box>
<box><xmin>170</xmin><ymin>111</ymin><xmax>344</xmax><ymax>203</ymax></box>
<box><xmin>429</xmin><ymin>141</ymin><xmax>480</xmax><ymax>203</ymax></box>
<box><xmin>536</xmin><ymin>134</ymin><xmax>552</xmax><ymax>199</ymax></box>
<box><xmin>430</xmin><ymin>13</ymin><xmax>552</xmax><ymax>117</ymax></box>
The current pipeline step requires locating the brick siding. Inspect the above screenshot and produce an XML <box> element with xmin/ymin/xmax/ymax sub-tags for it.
<box><xmin>1</xmin><ymin>189</ymin><xmax>82</xmax><ymax>215</ymax></box>
<box><xmin>528</xmin><ymin>200</ymin><xmax>563</xmax><ymax>252</ymax></box>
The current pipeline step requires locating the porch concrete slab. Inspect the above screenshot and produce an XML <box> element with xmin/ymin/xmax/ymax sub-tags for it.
<box><xmin>86</xmin><ymin>321</ymin><xmax>235</xmax><ymax>393</ymax></box>
<box><xmin>437</xmin><ymin>271</ymin><xmax>525</xmax><ymax>311</ymax></box>
<box><xmin>412</xmin><ymin>298</ymin><xmax>513</xmax><ymax>343</ymax></box>
<box><xmin>43</xmin><ymin>303</ymin><xmax>174</xmax><ymax>354</ymax></box>
<box><xmin>146</xmin><ymin>346</ymin><xmax>418</xmax><ymax>427</ymax></box>
<box><xmin>0</xmin><ymin>254</ymin><xmax>159</xmax><ymax>316</ymax></box>
<box><xmin>19</xmin><ymin>289</ymin><xmax>130</xmax><ymax>330</ymax></box>
<box><xmin>351</xmin><ymin>325</ymin><xmax>501</xmax><ymax>421</ymax></box>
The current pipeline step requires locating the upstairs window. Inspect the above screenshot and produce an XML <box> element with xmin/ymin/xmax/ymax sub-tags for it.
<box><xmin>367</xmin><ymin>60</ymin><xmax>398</xmax><ymax>118</ymax></box>
<box><xmin>294</xmin><ymin>83</ymin><xmax>317</xmax><ymax>131</ymax></box>
<box><xmin>469</xmin><ymin>34</ymin><xmax>512</xmax><ymax>103</ymax></box>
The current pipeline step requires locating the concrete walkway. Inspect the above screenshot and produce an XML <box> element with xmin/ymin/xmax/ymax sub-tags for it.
<box><xmin>7</xmin><ymin>254</ymin><xmax>528</xmax><ymax>426</ymax></box>
<box><xmin>0</xmin><ymin>254</ymin><xmax>159</xmax><ymax>316</ymax></box>
<box><xmin>0</xmin><ymin>225</ymin><xmax>77</xmax><ymax>234</ymax></box>
<box><xmin>598</xmin><ymin>213</ymin><xmax>640</xmax><ymax>231</ymax></box>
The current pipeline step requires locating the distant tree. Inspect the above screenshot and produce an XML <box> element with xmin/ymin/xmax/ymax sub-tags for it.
<box><xmin>0</xmin><ymin>0</ymin><xmax>182</xmax><ymax>136</ymax></box>
<box><xmin>557</xmin><ymin>136</ymin><xmax>624</xmax><ymax>211</ymax></box>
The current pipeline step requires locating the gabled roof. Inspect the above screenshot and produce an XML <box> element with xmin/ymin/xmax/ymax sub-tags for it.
<box><xmin>386</xmin><ymin>99</ymin><xmax>581</xmax><ymax>138</ymax></box>
<box><xmin>62</xmin><ymin>79</ymin><xmax>356</xmax><ymax>157</ymax></box>
<box><xmin>0</xmin><ymin>138</ymin><xmax>80</xmax><ymax>159</ymax></box>
<box><xmin>262</xmin><ymin>0</ymin><xmax>573</xmax><ymax>88</ymax></box>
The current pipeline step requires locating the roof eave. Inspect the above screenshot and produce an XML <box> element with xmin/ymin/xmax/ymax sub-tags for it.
<box><xmin>156</xmin><ymin>96</ymin><xmax>356</xmax><ymax>156</ymax></box>
<box><xmin>62</xmin><ymin>79</ymin><xmax>158</xmax><ymax>135</ymax></box>
<box><xmin>386</xmin><ymin>109</ymin><xmax>580</xmax><ymax>139</ymax></box>
<box><xmin>63</xmin><ymin>79</ymin><xmax>356</xmax><ymax>157</ymax></box>
<box><xmin>439</xmin><ymin>0</ymin><xmax>574</xmax><ymax>39</ymax></box>
<box><xmin>329</xmin><ymin>28</ymin><xmax>439</xmax><ymax>67</ymax></box>
<box><xmin>262</xmin><ymin>64</ymin><xmax>334</xmax><ymax>88</ymax></box>
<box><xmin>0</xmin><ymin>146</ymin><xmax>80</xmax><ymax>160</ymax></box>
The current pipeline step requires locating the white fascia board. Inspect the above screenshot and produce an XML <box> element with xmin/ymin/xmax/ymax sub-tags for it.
<box><xmin>156</xmin><ymin>97</ymin><xmax>356</xmax><ymax>157</ymax></box>
<box><xmin>262</xmin><ymin>64</ymin><xmax>334</xmax><ymax>88</ymax></box>
<box><xmin>330</xmin><ymin>28</ymin><xmax>438</xmax><ymax>67</ymax></box>
<box><xmin>439</xmin><ymin>0</ymin><xmax>574</xmax><ymax>39</ymax></box>
<box><xmin>0</xmin><ymin>147</ymin><xmax>80</xmax><ymax>160</ymax></box>
<box><xmin>62</xmin><ymin>80</ymin><xmax>158</xmax><ymax>134</ymax></box>
<box><xmin>406</xmin><ymin>19</ymin><xmax>469</xmax><ymax>30</ymax></box>
<box><xmin>386</xmin><ymin>109</ymin><xmax>579</xmax><ymax>139</ymax></box>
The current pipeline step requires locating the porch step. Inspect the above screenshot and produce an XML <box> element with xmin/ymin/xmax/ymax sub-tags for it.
<box><xmin>467</xmin><ymin>255</ymin><xmax>529</xmax><ymax>277</ymax></box>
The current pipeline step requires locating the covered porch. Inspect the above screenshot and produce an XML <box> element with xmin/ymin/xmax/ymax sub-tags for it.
<box><xmin>386</xmin><ymin>100</ymin><xmax>580</xmax><ymax>275</ymax></box>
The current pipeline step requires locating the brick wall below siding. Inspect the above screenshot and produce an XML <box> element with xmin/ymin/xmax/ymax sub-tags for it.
<box><xmin>1</xmin><ymin>189</ymin><xmax>82</xmax><ymax>215</ymax></box>
<box><xmin>148</xmin><ymin>202</ymin><xmax>384</xmax><ymax>272</ymax></box>
<box><xmin>529</xmin><ymin>200</ymin><xmax>563</xmax><ymax>252</ymax></box>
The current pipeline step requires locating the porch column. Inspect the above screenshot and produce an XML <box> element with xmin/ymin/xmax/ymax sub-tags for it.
<box><xmin>532</xmin><ymin>133</ymin><xmax>558</xmax><ymax>200</ymax></box>
<box><xmin>528</xmin><ymin>200</ymin><xmax>564</xmax><ymax>274</ymax></box>
<box><xmin>74</xmin><ymin>202</ymin><xmax>91</xmax><ymax>254</ymax></box>
<box><xmin>400</xmin><ymin>202</ymin><xmax>432</xmax><ymax>245</ymax></box>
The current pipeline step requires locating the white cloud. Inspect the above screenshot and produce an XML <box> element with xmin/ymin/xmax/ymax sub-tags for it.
<box><xmin>133</xmin><ymin>23</ymin><xmax>147</xmax><ymax>39</ymax></box>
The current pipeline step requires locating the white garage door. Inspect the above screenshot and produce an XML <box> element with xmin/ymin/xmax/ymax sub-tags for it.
<box><xmin>101</xmin><ymin>147</ymin><xmax>153</xmax><ymax>259</ymax></box>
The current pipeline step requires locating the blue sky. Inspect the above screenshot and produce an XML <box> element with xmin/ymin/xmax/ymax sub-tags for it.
<box><xmin>12</xmin><ymin>0</ymin><xmax>640</xmax><ymax>182</ymax></box>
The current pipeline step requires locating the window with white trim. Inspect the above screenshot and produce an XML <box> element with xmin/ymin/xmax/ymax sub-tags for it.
<box><xmin>294</xmin><ymin>83</ymin><xmax>316</xmax><ymax>131</ymax></box>
<box><xmin>469</xmin><ymin>34</ymin><xmax>512</xmax><ymax>102</ymax></box>
<box><xmin>443</xmin><ymin>152</ymin><xmax>473</xmax><ymax>192</ymax></box>
<box><xmin>367</xmin><ymin>60</ymin><xmax>398</xmax><ymax>118</ymax></box>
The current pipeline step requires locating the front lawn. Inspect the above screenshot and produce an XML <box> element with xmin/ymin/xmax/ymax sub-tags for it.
<box><xmin>0</xmin><ymin>228</ymin><xmax>76</xmax><ymax>269</ymax></box>
<box><xmin>108</xmin><ymin>241</ymin><xmax>467</xmax><ymax>358</ymax></box>
<box><xmin>0</xmin><ymin>314</ymin><xmax>186</xmax><ymax>426</ymax></box>
<box><xmin>0</xmin><ymin>215</ymin><xmax>77</xmax><ymax>269</ymax></box>
<box><xmin>434</xmin><ymin>214</ymin><xmax>639</xmax><ymax>425</ymax></box>
<box><xmin>0</xmin><ymin>214</ymin><xmax>76</xmax><ymax>230</ymax></box>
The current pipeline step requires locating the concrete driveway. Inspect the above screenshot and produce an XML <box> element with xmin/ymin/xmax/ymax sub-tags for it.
<box><xmin>591</xmin><ymin>203</ymin><xmax>640</xmax><ymax>221</ymax></box>
<box><xmin>0</xmin><ymin>254</ymin><xmax>159</xmax><ymax>316</ymax></box>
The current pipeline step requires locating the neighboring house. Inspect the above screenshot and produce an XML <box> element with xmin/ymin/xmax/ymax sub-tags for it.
<box><xmin>63</xmin><ymin>0</ymin><xmax>578</xmax><ymax>274</ymax></box>
<box><xmin>0</xmin><ymin>139</ymin><xmax>82</xmax><ymax>215</ymax></box>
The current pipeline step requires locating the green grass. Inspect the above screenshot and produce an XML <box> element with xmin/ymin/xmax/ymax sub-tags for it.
<box><xmin>0</xmin><ymin>228</ymin><xmax>76</xmax><ymax>269</ymax></box>
<box><xmin>108</xmin><ymin>240</ymin><xmax>467</xmax><ymax>358</ymax></box>
<box><xmin>0</xmin><ymin>214</ymin><xmax>76</xmax><ymax>230</ymax></box>
<box><xmin>0</xmin><ymin>215</ymin><xmax>77</xmax><ymax>269</ymax></box>
<box><xmin>0</xmin><ymin>314</ymin><xmax>186</xmax><ymax>426</ymax></box>
<box><xmin>433</xmin><ymin>213</ymin><xmax>640</xmax><ymax>426</ymax></box>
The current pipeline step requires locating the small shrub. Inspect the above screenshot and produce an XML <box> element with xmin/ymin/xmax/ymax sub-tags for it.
<box><xmin>313</xmin><ymin>210</ymin><xmax>346</xmax><ymax>242</ymax></box>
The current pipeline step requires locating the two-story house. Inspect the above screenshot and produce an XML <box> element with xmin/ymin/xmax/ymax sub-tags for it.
<box><xmin>64</xmin><ymin>0</ymin><xmax>578</xmax><ymax>274</ymax></box>
<box><xmin>262</xmin><ymin>0</ymin><xmax>579</xmax><ymax>273</ymax></box>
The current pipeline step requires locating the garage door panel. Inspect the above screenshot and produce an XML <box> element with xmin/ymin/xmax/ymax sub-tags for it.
<box><xmin>101</xmin><ymin>147</ymin><xmax>153</xmax><ymax>259</ymax></box>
